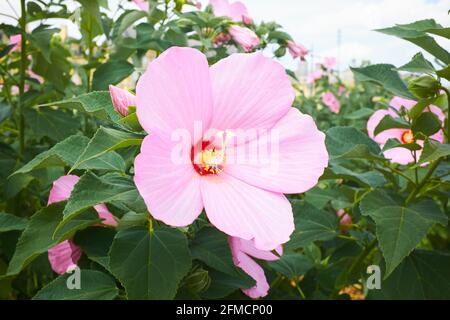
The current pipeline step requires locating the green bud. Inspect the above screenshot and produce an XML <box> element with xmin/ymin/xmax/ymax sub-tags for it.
<box><xmin>408</xmin><ymin>75</ymin><xmax>440</xmax><ymax>99</ymax></box>
<box><xmin>182</xmin><ymin>267</ymin><xmax>210</xmax><ymax>293</ymax></box>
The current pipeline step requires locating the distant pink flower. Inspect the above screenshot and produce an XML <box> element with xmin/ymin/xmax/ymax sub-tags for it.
<box><xmin>337</xmin><ymin>85</ymin><xmax>346</xmax><ymax>96</ymax></box>
<box><xmin>322</xmin><ymin>56</ymin><xmax>337</xmax><ymax>70</ymax></box>
<box><xmin>367</xmin><ymin>96</ymin><xmax>445</xmax><ymax>165</ymax></box>
<box><xmin>336</xmin><ymin>209</ymin><xmax>352</xmax><ymax>230</ymax></box>
<box><xmin>134</xmin><ymin>47</ymin><xmax>328</xmax><ymax>250</ymax></box>
<box><xmin>9</xmin><ymin>34</ymin><xmax>21</xmax><ymax>52</ymax></box>
<box><xmin>47</xmin><ymin>175</ymin><xmax>118</xmax><ymax>274</ymax></box>
<box><xmin>229</xmin><ymin>25</ymin><xmax>259</xmax><ymax>52</ymax></box>
<box><xmin>210</xmin><ymin>0</ymin><xmax>250</xmax><ymax>22</ymax></box>
<box><xmin>307</xmin><ymin>70</ymin><xmax>323</xmax><ymax>84</ymax></box>
<box><xmin>242</xmin><ymin>14</ymin><xmax>253</xmax><ymax>25</ymax></box>
<box><xmin>109</xmin><ymin>85</ymin><xmax>136</xmax><ymax>116</ymax></box>
<box><xmin>287</xmin><ymin>41</ymin><xmax>309</xmax><ymax>61</ymax></box>
<box><xmin>194</xmin><ymin>1</ymin><xmax>202</xmax><ymax>9</ymax></box>
<box><xmin>322</xmin><ymin>92</ymin><xmax>340</xmax><ymax>113</ymax></box>
<box><xmin>229</xmin><ymin>237</ymin><xmax>282</xmax><ymax>298</ymax></box>
<box><xmin>133</xmin><ymin>0</ymin><xmax>149</xmax><ymax>11</ymax></box>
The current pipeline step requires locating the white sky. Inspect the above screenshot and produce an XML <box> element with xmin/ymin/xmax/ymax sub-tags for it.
<box><xmin>1</xmin><ymin>0</ymin><xmax>450</xmax><ymax>71</ymax></box>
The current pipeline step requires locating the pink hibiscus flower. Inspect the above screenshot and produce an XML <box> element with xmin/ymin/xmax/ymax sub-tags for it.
<box><xmin>229</xmin><ymin>25</ymin><xmax>259</xmax><ymax>52</ymax></box>
<box><xmin>210</xmin><ymin>0</ymin><xmax>251</xmax><ymax>23</ymax></box>
<box><xmin>9</xmin><ymin>34</ymin><xmax>22</xmax><ymax>52</ymax></box>
<box><xmin>322</xmin><ymin>56</ymin><xmax>337</xmax><ymax>70</ymax></box>
<box><xmin>109</xmin><ymin>85</ymin><xmax>136</xmax><ymax>117</ymax></box>
<box><xmin>287</xmin><ymin>41</ymin><xmax>309</xmax><ymax>61</ymax></box>
<box><xmin>47</xmin><ymin>175</ymin><xmax>118</xmax><ymax>274</ymax></box>
<box><xmin>367</xmin><ymin>96</ymin><xmax>445</xmax><ymax>165</ymax></box>
<box><xmin>322</xmin><ymin>92</ymin><xmax>340</xmax><ymax>113</ymax></box>
<box><xmin>133</xmin><ymin>0</ymin><xmax>149</xmax><ymax>11</ymax></box>
<box><xmin>229</xmin><ymin>236</ymin><xmax>282</xmax><ymax>298</ymax></box>
<box><xmin>307</xmin><ymin>70</ymin><xmax>323</xmax><ymax>84</ymax></box>
<box><xmin>134</xmin><ymin>47</ymin><xmax>328</xmax><ymax>251</ymax></box>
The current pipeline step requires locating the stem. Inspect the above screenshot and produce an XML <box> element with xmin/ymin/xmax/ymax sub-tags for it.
<box><xmin>439</xmin><ymin>86</ymin><xmax>450</xmax><ymax>143</ymax></box>
<box><xmin>18</xmin><ymin>0</ymin><xmax>27</xmax><ymax>158</ymax></box>
<box><xmin>405</xmin><ymin>158</ymin><xmax>441</xmax><ymax>205</ymax></box>
<box><xmin>346</xmin><ymin>239</ymin><xmax>377</xmax><ymax>278</ymax></box>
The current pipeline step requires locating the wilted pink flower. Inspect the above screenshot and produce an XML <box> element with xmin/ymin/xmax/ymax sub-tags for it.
<box><xmin>242</xmin><ymin>14</ymin><xmax>253</xmax><ymax>25</ymax></box>
<box><xmin>9</xmin><ymin>34</ymin><xmax>21</xmax><ymax>52</ymax></box>
<box><xmin>47</xmin><ymin>175</ymin><xmax>118</xmax><ymax>274</ymax></box>
<box><xmin>229</xmin><ymin>237</ymin><xmax>282</xmax><ymax>298</ymax></box>
<box><xmin>322</xmin><ymin>92</ymin><xmax>340</xmax><ymax>113</ymax></box>
<box><xmin>210</xmin><ymin>0</ymin><xmax>250</xmax><ymax>22</ymax></box>
<box><xmin>322</xmin><ymin>56</ymin><xmax>337</xmax><ymax>70</ymax></box>
<box><xmin>367</xmin><ymin>96</ymin><xmax>445</xmax><ymax>165</ymax></box>
<box><xmin>336</xmin><ymin>209</ymin><xmax>352</xmax><ymax>229</ymax></box>
<box><xmin>287</xmin><ymin>41</ymin><xmax>309</xmax><ymax>61</ymax></box>
<box><xmin>307</xmin><ymin>70</ymin><xmax>323</xmax><ymax>84</ymax></box>
<box><xmin>134</xmin><ymin>47</ymin><xmax>328</xmax><ymax>250</ymax></box>
<box><xmin>229</xmin><ymin>25</ymin><xmax>259</xmax><ymax>52</ymax></box>
<box><xmin>109</xmin><ymin>85</ymin><xmax>136</xmax><ymax>116</ymax></box>
<box><xmin>213</xmin><ymin>32</ymin><xmax>232</xmax><ymax>46</ymax></box>
<box><xmin>133</xmin><ymin>0</ymin><xmax>149</xmax><ymax>11</ymax></box>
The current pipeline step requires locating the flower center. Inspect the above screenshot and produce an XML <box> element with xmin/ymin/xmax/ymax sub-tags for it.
<box><xmin>401</xmin><ymin>130</ymin><xmax>414</xmax><ymax>144</ymax></box>
<box><xmin>191</xmin><ymin>130</ymin><xmax>234</xmax><ymax>176</ymax></box>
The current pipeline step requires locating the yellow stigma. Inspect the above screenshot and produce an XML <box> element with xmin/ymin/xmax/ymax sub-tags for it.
<box><xmin>401</xmin><ymin>130</ymin><xmax>414</xmax><ymax>144</ymax></box>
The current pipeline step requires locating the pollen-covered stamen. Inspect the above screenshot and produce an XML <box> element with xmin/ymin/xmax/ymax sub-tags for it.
<box><xmin>191</xmin><ymin>130</ymin><xmax>235</xmax><ymax>176</ymax></box>
<box><xmin>401</xmin><ymin>130</ymin><xmax>414</xmax><ymax>144</ymax></box>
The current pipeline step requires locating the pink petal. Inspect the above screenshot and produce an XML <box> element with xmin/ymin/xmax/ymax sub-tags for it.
<box><xmin>225</xmin><ymin>108</ymin><xmax>328</xmax><ymax>194</ymax></box>
<box><xmin>94</xmin><ymin>204</ymin><xmax>118</xmax><ymax>227</ymax></box>
<box><xmin>366</xmin><ymin>109</ymin><xmax>405</xmax><ymax>145</ymax></box>
<box><xmin>229</xmin><ymin>1</ymin><xmax>248</xmax><ymax>21</ymax></box>
<box><xmin>389</xmin><ymin>96</ymin><xmax>416</xmax><ymax>111</ymax></box>
<box><xmin>134</xmin><ymin>134</ymin><xmax>203</xmax><ymax>226</ymax></box>
<box><xmin>9</xmin><ymin>34</ymin><xmax>21</xmax><ymax>52</ymax></box>
<box><xmin>109</xmin><ymin>85</ymin><xmax>136</xmax><ymax>117</ymax></box>
<box><xmin>229</xmin><ymin>236</ymin><xmax>282</xmax><ymax>298</ymax></box>
<box><xmin>209</xmin><ymin>52</ymin><xmax>294</xmax><ymax>133</ymax></box>
<box><xmin>228</xmin><ymin>26</ymin><xmax>260</xmax><ymax>52</ymax></box>
<box><xmin>133</xmin><ymin>0</ymin><xmax>149</xmax><ymax>11</ymax></box>
<box><xmin>48</xmin><ymin>240</ymin><xmax>82</xmax><ymax>275</ymax></box>
<box><xmin>136</xmin><ymin>47</ymin><xmax>213</xmax><ymax>137</ymax></box>
<box><xmin>47</xmin><ymin>175</ymin><xmax>80</xmax><ymax>205</ymax></box>
<box><xmin>200</xmin><ymin>173</ymin><xmax>294</xmax><ymax>251</ymax></box>
<box><xmin>383</xmin><ymin>146</ymin><xmax>416</xmax><ymax>165</ymax></box>
<box><xmin>238</xmin><ymin>238</ymin><xmax>283</xmax><ymax>261</ymax></box>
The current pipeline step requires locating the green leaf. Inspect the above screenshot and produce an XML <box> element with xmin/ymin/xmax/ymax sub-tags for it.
<box><xmin>351</xmin><ymin>64</ymin><xmax>414</xmax><ymax>99</ymax></box>
<box><xmin>6</xmin><ymin>203</ymin><xmax>99</xmax><ymax>276</ymax></box>
<box><xmin>201</xmin><ymin>270</ymin><xmax>254</xmax><ymax>299</ymax></box>
<box><xmin>24</xmin><ymin>108</ymin><xmax>80</xmax><ymax>142</ymax></box>
<box><xmin>29</xmin><ymin>25</ymin><xmax>59</xmax><ymax>63</ymax></box>
<box><xmin>369</xmin><ymin>250</ymin><xmax>450</xmax><ymax>299</ymax></box>
<box><xmin>326</xmin><ymin>126</ymin><xmax>382</xmax><ymax>160</ymax></box>
<box><xmin>33</xmin><ymin>270</ymin><xmax>118</xmax><ymax>300</ymax></box>
<box><xmin>396</xmin><ymin>52</ymin><xmax>435</xmax><ymax>74</ymax></box>
<box><xmin>373</xmin><ymin>114</ymin><xmax>410</xmax><ymax>136</ymax></box>
<box><xmin>112</xmin><ymin>10</ymin><xmax>147</xmax><ymax>39</ymax></box>
<box><xmin>376</xmin><ymin>25</ymin><xmax>450</xmax><ymax>64</ymax></box>
<box><xmin>190</xmin><ymin>227</ymin><xmax>254</xmax><ymax>282</ymax></box>
<box><xmin>0</xmin><ymin>213</ymin><xmax>28</xmax><ymax>232</ymax></box>
<box><xmin>343</xmin><ymin>107</ymin><xmax>374</xmax><ymax>120</ymax></box>
<box><xmin>92</xmin><ymin>60</ymin><xmax>134</xmax><ymax>91</ymax></box>
<box><xmin>109</xmin><ymin>226</ymin><xmax>191</xmax><ymax>299</ymax></box>
<box><xmin>286</xmin><ymin>200</ymin><xmax>338</xmax><ymax>250</ymax></box>
<box><xmin>70</xmin><ymin>126</ymin><xmax>142</xmax><ymax>172</ymax></box>
<box><xmin>61</xmin><ymin>172</ymin><xmax>139</xmax><ymax>225</ymax></box>
<box><xmin>38</xmin><ymin>91</ymin><xmax>120</xmax><ymax>123</ymax></box>
<box><xmin>74</xmin><ymin>227</ymin><xmax>116</xmax><ymax>270</ymax></box>
<box><xmin>324</xmin><ymin>165</ymin><xmax>386</xmax><ymax>188</ymax></box>
<box><xmin>269</xmin><ymin>253</ymin><xmax>314</xmax><ymax>279</ymax></box>
<box><xmin>436</xmin><ymin>64</ymin><xmax>450</xmax><ymax>81</ymax></box>
<box><xmin>411</xmin><ymin>111</ymin><xmax>442</xmax><ymax>137</ymax></box>
<box><xmin>12</xmin><ymin>135</ymin><xmax>126</xmax><ymax>177</ymax></box>
<box><xmin>360</xmin><ymin>190</ymin><xmax>447</xmax><ymax>277</ymax></box>
<box><xmin>417</xmin><ymin>139</ymin><xmax>450</xmax><ymax>165</ymax></box>
<box><xmin>382</xmin><ymin>138</ymin><xmax>421</xmax><ymax>152</ymax></box>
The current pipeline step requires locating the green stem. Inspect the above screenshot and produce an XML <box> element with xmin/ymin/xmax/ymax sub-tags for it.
<box><xmin>439</xmin><ymin>86</ymin><xmax>450</xmax><ymax>143</ymax></box>
<box><xmin>18</xmin><ymin>0</ymin><xmax>27</xmax><ymax>159</ymax></box>
<box><xmin>405</xmin><ymin>158</ymin><xmax>441</xmax><ymax>205</ymax></box>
